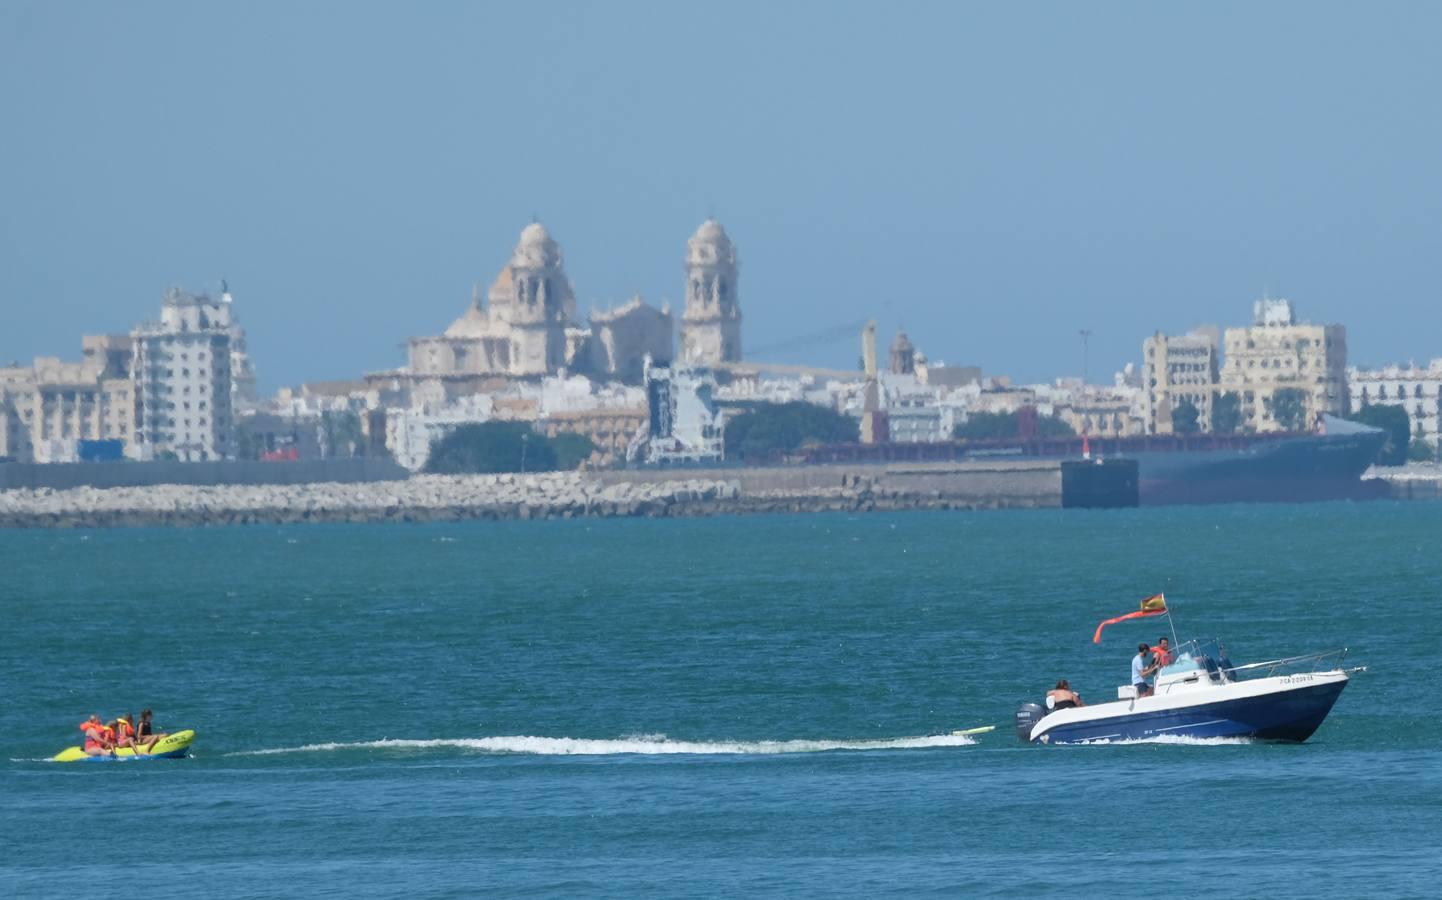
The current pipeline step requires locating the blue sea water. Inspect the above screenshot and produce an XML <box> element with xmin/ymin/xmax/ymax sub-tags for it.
<box><xmin>2</xmin><ymin>502</ymin><xmax>1440</xmax><ymax>897</ymax></box>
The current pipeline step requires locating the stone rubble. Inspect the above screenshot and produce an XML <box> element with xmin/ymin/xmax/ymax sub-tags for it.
<box><xmin>0</xmin><ymin>468</ymin><xmax>1053</xmax><ymax>528</ymax></box>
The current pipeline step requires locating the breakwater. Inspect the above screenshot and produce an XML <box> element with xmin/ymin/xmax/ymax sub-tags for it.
<box><xmin>0</xmin><ymin>460</ymin><xmax>1118</xmax><ymax>528</ymax></box>
<box><xmin>1364</xmin><ymin>463</ymin><xmax>1442</xmax><ymax>501</ymax></box>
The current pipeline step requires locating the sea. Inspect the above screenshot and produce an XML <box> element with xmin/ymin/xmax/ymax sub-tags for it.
<box><xmin>2</xmin><ymin>501</ymin><xmax>1439</xmax><ymax>898</ymax></box>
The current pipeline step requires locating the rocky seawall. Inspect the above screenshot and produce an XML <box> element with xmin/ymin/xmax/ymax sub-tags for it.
<box><xmin>0</xmin><ymin>462</ymin><xmax>1067</xmax><ymax>528</ymax></box>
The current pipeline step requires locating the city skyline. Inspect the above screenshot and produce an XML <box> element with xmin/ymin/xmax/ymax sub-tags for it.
<box><xmin>3</xmin><ymin>2</ymin><xmax>1440</xmax><ymax>389</ymax></box>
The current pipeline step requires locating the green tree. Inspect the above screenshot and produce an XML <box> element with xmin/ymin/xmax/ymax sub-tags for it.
<box><xmin>1353</xmin><ymin>403</ymin><xmax>1412</xmax><ymax>466</ymax></box>
<box><xmin>1171</xmin><ymin>398</ymin><xmax>1201</xmax><ymax>434</ymax></box>
<box><xmin>424</xmin><ymin>422</ymin><xmax>559</xmax><ymax>474</ymax></box>
<box><xmin>1035</xmin><ymin>415</ymin><xmax>1077</xmax><ymax>438</ymax></box>
<box><xmin>724</xmin><ymin>401</ymin><xmax>859</xmax><ymax>461</ymax></box>
<box><xmin>952</xmin><ymin>410</ymin><xmax>1075</xmax><ymax>440</ymax></box>
<box><xmin>1212</xmin><ymin>391</ymin><xmax>1242</xmax><ymax>434</ymax></box>
<box><xmin>1408</xmin><ymin>438</ymin><xmax>1437</xmax><ymax>463</ymax></box>
<box><xmin>551</xmin><ymin>432</ymin><xmax>598</xmax><ymax>470</ymax></box>
<box><xmin>1267</xmin><ymin>388</ymin><xmax>1310</xmax><ymax>433</ymax></box>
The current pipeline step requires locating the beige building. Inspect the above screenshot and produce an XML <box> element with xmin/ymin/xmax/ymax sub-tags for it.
<box><xmin>680</xmin><ymin>219</ymin><xmax>741</xmax><ymax>365</ymax></box>
<box><xmin>404</xmin><ymin>223</ymin><xmax>673</xmax><ymax>388</ymax></box>
<box><xmin>586</xmin><ymin>296</ymin><xmax>675</xmax><ymax>384</ymax></box>
<box><xmin>537</xmin><ymin>406</ymin><xmax>648</xmax><ymax>467</ymax></box>
<box><xmin>0</xmin><ymin>338</ymin><xmax>136</xmax><ymax>462</ymax></box>
<box><xmin>1063</xmin><ymin>392</ymin><xmax>1145</xmax><ymax>438</ymax></box>
<box><xmin>410</xmin><ymin>223</ymin><xmax>577</xmax><ymax>379</ymax></box>
<box><xmin>1142</xmin><ymin>329</ymin><xmax>1219</xmax><ymax>433</ymax></box>
<box><xmin>1220</xmin><ymin>298</ymin><xmax>1346</xmax><ymax>433</ymax></box>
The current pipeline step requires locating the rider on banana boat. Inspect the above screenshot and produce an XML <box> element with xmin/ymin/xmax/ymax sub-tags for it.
<box><xmin>80</xmin><ymin>714</ymin><xmax>116</xmax><ymax>757</ymax></box>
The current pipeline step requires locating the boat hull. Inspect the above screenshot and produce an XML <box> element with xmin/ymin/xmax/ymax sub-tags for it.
<box><xmin>52</xmin><ymin>729</ymin><xmax>195</xmax><ymax>762</ymax></box>
<box><xmin>1031</xmin><ymin>677</ymin><xmax>1347</xmax><ymax>745</ymax></box>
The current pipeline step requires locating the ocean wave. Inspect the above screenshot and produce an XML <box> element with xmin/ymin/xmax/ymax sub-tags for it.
<box><xmin>228</xmin><ymin>732</ymin><xmax>977</xmax><ymax>757</ymax></box>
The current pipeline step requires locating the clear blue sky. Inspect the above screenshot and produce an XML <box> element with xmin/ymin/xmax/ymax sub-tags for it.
<box><xmin>2</xmin><ymin>1</ymin><xmax>1439</xmax><ymax>389</ymax></box>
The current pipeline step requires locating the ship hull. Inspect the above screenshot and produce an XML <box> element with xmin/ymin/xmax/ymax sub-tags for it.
<box><xmin>1128</xmin><ymin>427</ymin><xmax>1387</xmax><ymax>505</ymax></box>
<box><xmin>1031</xmin><ymin>677</ymin><xmax>1348</xmax><ymax>745</ymax></box>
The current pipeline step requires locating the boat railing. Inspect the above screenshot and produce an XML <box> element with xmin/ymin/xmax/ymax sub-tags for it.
<box><xmin>1223</xmin><ymin>648</ymin><xmax>1350</xmax><ymax>680</ymax></box>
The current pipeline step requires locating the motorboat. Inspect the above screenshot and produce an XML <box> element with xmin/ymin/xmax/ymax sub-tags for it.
<box><xmin>1015</xmin><ymin>638</ymin><xmax>1359</xmax><ymax>744</ymax></box>
<box><xmin>1015</xmin><ymin>594</ymin><xmax>1362</xmax><ymax>744</ymax></box>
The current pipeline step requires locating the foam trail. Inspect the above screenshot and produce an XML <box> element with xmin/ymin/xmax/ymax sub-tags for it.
<box><xmin>229</xmin><ymin>733</ymin><xmax>976</xmax><ymax>757</ymax></box>
<box><xmin>1079</xmin><ymin>734</ymin><xmax>1255</xmax><ymax>747</ymax></box>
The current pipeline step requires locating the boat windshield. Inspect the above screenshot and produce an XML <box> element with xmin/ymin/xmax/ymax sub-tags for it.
<box><xmin>1158</xmin><ymin>638</ymin><xmax>1232</xmax><ymax>683</ymax></box>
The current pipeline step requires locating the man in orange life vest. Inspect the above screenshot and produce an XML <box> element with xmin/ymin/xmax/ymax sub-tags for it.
<box><xmin>80</xmin><ymin>714</ymin><xmax>116</xmax><ymax>757</ymax></box>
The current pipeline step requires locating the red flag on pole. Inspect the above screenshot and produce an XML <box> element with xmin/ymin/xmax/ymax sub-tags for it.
<box><xmin>1093</xmin><ymin>594</ymin><xmax>1168</xmax><ymax>644</ymax></box>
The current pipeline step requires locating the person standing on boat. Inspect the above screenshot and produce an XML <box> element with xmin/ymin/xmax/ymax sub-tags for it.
<box><xmin>1152</xmin><ymin>637</ymin><xmax>1174</xmax><ymax>668</ymax></box>
<box><xmin>1132</xmin><ymin>643</ymin><xmax>1160</xmax><ymax>697</ymax></box>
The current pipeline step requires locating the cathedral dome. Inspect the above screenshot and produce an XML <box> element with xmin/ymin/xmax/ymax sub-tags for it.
<box><xmin>686</xmin><ymin>218</ymin><xmax>736</xmax><ymax>267</ymax></box>
<box><xmin>510</xmin><ymin>222</ymin><xmax>562</xmax><ymax>269</ymax></box>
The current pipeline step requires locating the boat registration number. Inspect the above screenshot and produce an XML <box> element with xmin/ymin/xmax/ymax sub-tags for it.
<box><xmin>1280</xmin><ymin>675</ymin><xmax>1315</xmax><ymax>684</ymax></box>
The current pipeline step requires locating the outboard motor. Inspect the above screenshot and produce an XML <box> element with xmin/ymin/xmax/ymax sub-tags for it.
<box><xmin>1015</xmin><ymin>702</ymin><xmax>1046</xmax><ymax>742</ymax></box>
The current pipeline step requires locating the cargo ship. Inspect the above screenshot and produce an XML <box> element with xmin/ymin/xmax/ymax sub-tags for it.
<box><xmin>800</xmin><ymin>415</ymin><xmax>1386</xmax><ymax>505</ymax></box>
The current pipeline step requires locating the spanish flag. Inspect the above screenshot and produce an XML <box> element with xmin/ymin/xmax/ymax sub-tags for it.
<box><xmin>1093</xmin><ymin>593</ymin><xmax>1168</xmax><ymax>644</ymax></box>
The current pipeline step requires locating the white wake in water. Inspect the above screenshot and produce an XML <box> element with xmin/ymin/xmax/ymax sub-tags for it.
<box><xmin>1078</xmin><ymin>734</ymin><xmax>1255</xmax><ymax>747</ymax></box>
<box><xmin>229</xmin><ymin>732</ymin><xmax>976</xmax><ymax>757</ymax></box>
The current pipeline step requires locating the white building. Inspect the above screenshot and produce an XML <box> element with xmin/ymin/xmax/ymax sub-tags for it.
<box><xmin>132</xmin><ymin>288</ymin><xmax>236</xmax><ymax>461</ymax></box>
<box><xmin>638</xmin><ymin>358</ymin><xmax>725</xmax><ymax>465</ymax></box>
<box><xmin>1349</xmin><ymin>360</ymin><xmax>1442</xmax><ymax>449</ymax></box>
<box><xmin>385</xmin><ymin>395</ymin><xmax>496</xmax><ymax>472</ymax></box>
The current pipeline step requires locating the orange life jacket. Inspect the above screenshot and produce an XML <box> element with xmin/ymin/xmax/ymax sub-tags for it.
<box><xmin>1152</xmin><ymin>646</ymin><xmax>1174</xmax><ymax>668</ymax></box>
<box><xmin>116</xmin><ymin>719</ymin><xmax>135</xmax><ymax>740</ymax></box>
<box><xmin>82</xmin><ymin>722</ymin><xmax>112</xmax><ymax>749</ymax></box>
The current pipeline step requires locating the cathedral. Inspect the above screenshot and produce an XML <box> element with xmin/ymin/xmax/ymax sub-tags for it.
<box><xmin>680</xmin><ymin>219</ymin><xmax>742</xmax><ymax>366</ymax></box>
<box><xmin>402</xmin><ymin>219</ymin><xmax>741</xmax><ymax>387</ymax></box>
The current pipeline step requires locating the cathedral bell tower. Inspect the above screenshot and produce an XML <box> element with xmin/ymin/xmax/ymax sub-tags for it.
<box><xmin>680</xmin><ymin>219</ymin><xmax>741</xmax><ymax>365</ymax></box>
<box><xmin>496</xmin><ymin>222</ymin><xmax>575</xmax><ymax>375</ymax></box>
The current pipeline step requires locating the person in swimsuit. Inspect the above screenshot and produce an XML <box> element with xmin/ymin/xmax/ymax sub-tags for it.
<box><xmin>136</xmin><ymin>709</ymin><xmax>167</xmax><ymax>752</ymax></box>
<box><xmin>1046</xmin><ymin>679</ymin><xmax>1084</xmax><ymax>710</ymax></box>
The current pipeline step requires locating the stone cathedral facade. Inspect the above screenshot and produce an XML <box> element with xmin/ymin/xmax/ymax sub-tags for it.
<box><xmin>680</xmin><ymin>219</ymin><xmax>742</xmax><ymax>366</ymax></box>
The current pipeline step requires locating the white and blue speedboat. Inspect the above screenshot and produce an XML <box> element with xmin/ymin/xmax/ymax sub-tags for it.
<box><xmin>1015</xmin><ymin>638</ymin><xmax>1360</xmax><ymax>745</ymax></box>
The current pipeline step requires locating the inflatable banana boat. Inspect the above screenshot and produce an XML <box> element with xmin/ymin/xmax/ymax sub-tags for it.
<box><xmin>52</xmin><ymin>729</ymin><xmax>196</xmax><ymax>762</ymax></box>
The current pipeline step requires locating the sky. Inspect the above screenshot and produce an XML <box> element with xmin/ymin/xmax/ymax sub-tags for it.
<box><xmin>2</xmin><ymin>1</ymin><xmax>1439</xmax><ymax>390</ymax></box>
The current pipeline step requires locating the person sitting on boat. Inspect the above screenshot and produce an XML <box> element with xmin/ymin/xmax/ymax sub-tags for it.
<box><xmin>80</xmin><ymin>714</ymin><xmax>115</xmax><ymax>757</ymax></box>
<box><xmin>1132</xmin><ymin>643</ymin><xmax>1160</xmax><ymax>697</ymax></box>
<box><xmin>114</xmin><ymin>713</ymin><xmax>138</xmax><ymax>752</ymax></box>
<box><xmin>1152</xmin><ymin>637</ymin><xmax>1174</xmax><ymax>669</ymax></box>
<box><xmin>1046</xmin><ymin>680</ymin><xmax>1084</xmax><ymax>710</ymax></box>
<box><xmin>136</xmin><ymin>709</ymin><xmax>167</xmax><ymax>752</ymax></box>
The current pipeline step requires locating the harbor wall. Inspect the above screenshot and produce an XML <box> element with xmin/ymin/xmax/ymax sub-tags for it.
<box><xmin>1363</xmin><ymin>465</ymin><xmax>1442</xmax><ymax>501</ymax></box>
<box><xmin>0</xmin><ymin>458</ymin><xmax>1136</xmax><ymax>528</ymax></box>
